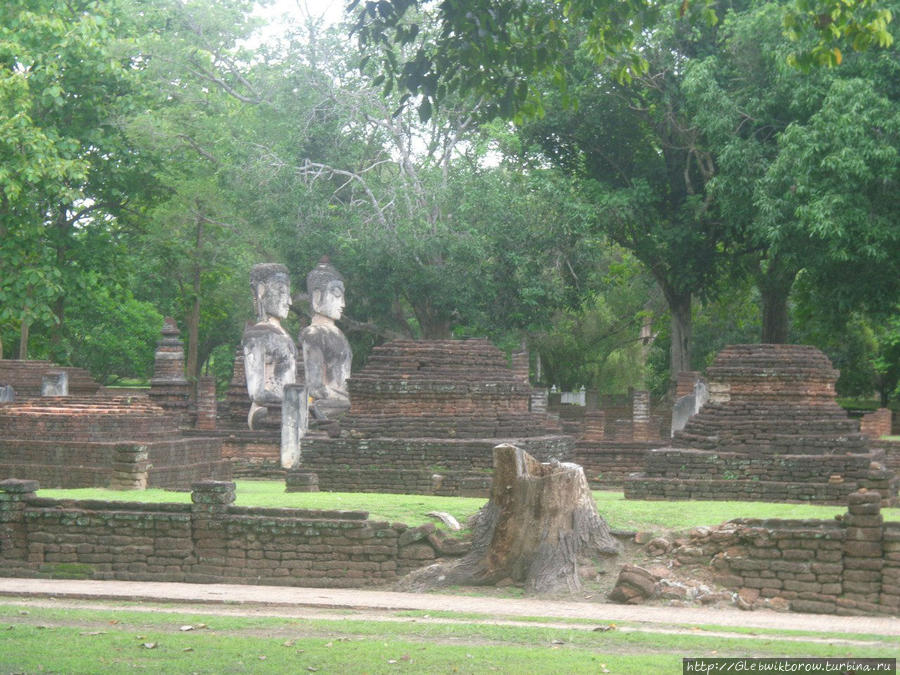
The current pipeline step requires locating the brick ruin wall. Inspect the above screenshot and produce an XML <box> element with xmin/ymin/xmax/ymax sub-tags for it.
<box><xmin>0</xmin><ymin>361</ymin><xmax>100</xmax><ymax>397</ymax></box>
<box><xmin>3</xmin><ymin>479</ymin><xmax>897</xmax><ymax>616</ymax></box>
<box><xmin>575</xmin><ymin>441</ymin><xmax>658</xmax><ymax>489</ymax></box>
<box><xmin>544</xmin><ymin>391</ymin><xmax>672</xmax><ymax>489</ymax></box>
<box><xmin>295</xmin><ymin>339</ymin><xmax>573</xmax><ymax>496</ymax></box>
<box><xmin>300</xmin><ymin>435</ymin><xmax>574</xmax><ymax>496</ymax></box>
<box><xmin>670</xmin><ymin>490</ymin><xmax>898</xmax><ymax>616</ymax></box>
<box><xmin>0</xmin><ymin>396</ymin><xmax>230</xmax><ymax>490</ymax></box>
<box><xmin>626</xmin><ymin>345</ymin><xmax>899</xmax><ymax>504</ymax></box>
<box><xmin>860</xmin><ymin>408</ymin><xmax>894</xmax><ymax>440</ymax></box>
<box><xmin>625</xmin><ymin>447</ymin><xmax>895</xmax><ymax>503</ymax></box>
<box><xmin>0</xmin><ymin>479</ymin><xmax>461</xmax><ymax>587</ymax></box>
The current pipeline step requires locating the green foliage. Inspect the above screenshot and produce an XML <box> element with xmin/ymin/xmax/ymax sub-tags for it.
<box><xmin>348</xmin><ymin>0</ymin><xmax>892</xmax><ymax>123</ymax></box>
<box><xmin>531</xmin><ymin>252</ymin><xmax>657</xmax><ymax>391</ymax></box>
<box><xmin>61</xmin><ymin>282</ymin><xmax>162</xmax><ymax>384</ymax></box>
<box><xmin>2</xmin><ymin>0</ymin><xmax>896</xmax><ymax>395</ymax></box>
<box><xmin>796</xmin><ymin>307</ymin><xmax>900</xmax><ymax>405</ymax></box>
<box><xmin>682</xmin><ymin>0</ymin><xmax>900</xmax><ymax>357</ymax></box>
<box><xmin>784</xmin><ymin>0</ymin><xmax>894</xmax><ymax>69</ymax></box>
<box><xmin>0</xmin><ymin>0</ymin><xmax>165</xmax><ymax>363</ymax></box>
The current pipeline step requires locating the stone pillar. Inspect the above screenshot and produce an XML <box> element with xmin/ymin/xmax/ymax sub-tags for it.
<box><xmin>0</xmin><ymin>479</ymin><xmax>38</xmax><ymax>564</ymax></box>
<box><xmin>0</xmin><ymin>385</ymin><xmax>14</xmax><ymax>402</ymax></box>
<box><xmin>510</xmin><ymin>348</ymin><xmax>530</xmax><ymax>385</ymax></box>
<box><xmin>41</xmin><ymin>371</ymin><xmax>68</xmax><ymax>396</ymax></box>
<box><xmin>530</xmin><ymin>388</ymin><xmax>548</xmax><ymax>415</ymax></box>
<box><xmin>149</xmin><ymin>317</ymin><xmax>191</xmax><ymax>428</ymax></box>
<box><xmin>190</xmin><ymin>481</ymin><xmax>235</xmax><ymax>580</ymax></box>
<box><xmin>281</xmin><ymin>384</ymin><xmax>305</xmax><ymax>469</ymax></box>
<box><xmin>632</xmin><ymin>390</ymin><xmax>650</xmax><ymax>441</ymax></box>
<box><xmin>838</xmin><ymin>490</ymin><xmax>883</xmax><ymax>615</ymax></box>
<box><xmin>109</xmin><ymin>444</ymin><xmax>150</xmax><ymax>490</ymax></box>
<box><xmin>194</xmin><ymin>376</ymin><xmax>217</xmax><ymax>430</ymax></box>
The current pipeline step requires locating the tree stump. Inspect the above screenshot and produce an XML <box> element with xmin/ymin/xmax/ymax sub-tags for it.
<box><xmin>400</xmin><ymin>444</ymin><xmax>621</xmax><ymax>594</ymax></box>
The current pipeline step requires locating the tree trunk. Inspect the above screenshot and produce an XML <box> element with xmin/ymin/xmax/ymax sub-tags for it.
<box><xmin>663</xmin><ymin>286</ymin><xmax>692</xmax><ymax>394</ymax></box>
<box><xmin>50</xmin><ymin>206</ymin><xmax>69</xmax><ymax>356</ymax></box>
<box><xmin>757</xmin><ymin>257</ymin><xmax>797</xmax><ymax>344</ymax></box>
<box><xmin>185</xmin><ymin>216</ymin><xmax>203</xmax><ymax>383</ymax></box>
<box><xmin>411</xmin><ymin>299</ymin><xmax>452</xmax><ymax>339</ymax></box>
<box><xmin>760</xmin><ymin>287</ymin><xmax>790</xmax><ymax>344</ymax></box>
<box><xmin>18</xmin><ymin>317</ymin><xmax>29</xmax><ymax>360</ymax></box>
<box><xmin>399</xmin><ymin>444</ymin><xmax>621</xmax><ymax>594</ymax></box>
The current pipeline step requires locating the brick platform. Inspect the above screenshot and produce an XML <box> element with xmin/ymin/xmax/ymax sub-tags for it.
<box><xmin>0</xmin><ymin>394</ymin><xmax>229</xmax><ymax>490</ymax></box>
<box><xmin>625</xmin><ymin>345</ymin><xmax>898</xmax><ymax>505</ymax></box>
<box><xmin>300</xmin><ymin>339</ymin><xmax>573</xmax><ymax>495</ymax></box>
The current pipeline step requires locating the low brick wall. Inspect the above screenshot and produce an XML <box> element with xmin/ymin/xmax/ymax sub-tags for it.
<box><xmin>626</xmin><ymin>447</ymin><xmax>897</xmax><ymax>506</ymax></box>
<box><xmin>216</xmin><ymin>430</ymin><xmax>283</xmax><ymax>478</ymax></box>
<box><xmin>300</xmin><ymin>435</ymin><xmax>574</xmax><ymax>496</ymax></box>
<box><xmin>671</xmin><ymin>490</ymin><xmax>898</xmax><ymax>615</ymax></box>
<box><xmin>0</xmin><ymin>479</ymin><xmax>459</xmax><ymax>587</ymax></box>
<box><xmin>574</xmin><ymin>441</ymin><xmax>656</xmax><ymax>488</ymax></box>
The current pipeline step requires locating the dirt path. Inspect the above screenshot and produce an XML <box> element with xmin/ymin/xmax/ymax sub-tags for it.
<box><xmin>0</xmin><ymin>578</ymin><xmax>897</xmax><ymax>638</ymax></box>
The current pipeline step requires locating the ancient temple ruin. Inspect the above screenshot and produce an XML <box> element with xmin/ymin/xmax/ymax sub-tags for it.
<box><xmin>0</xmin><ymin>319</ymin><xmax>230</xmax><ymax>490</ymax></box>
<box><xmin>626</xmin><ymin>344</ymin><xmax>898</xmax><ymax>505</ymax></box>
<box><xmin>298</xmin><ymin>339</ymin><xmax>573</xmax><ymax>495</ymax></box>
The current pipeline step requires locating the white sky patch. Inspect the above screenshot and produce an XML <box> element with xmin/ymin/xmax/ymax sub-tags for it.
<box><xmin>252</xmin><ymin>0</ymin><xmax>346</xmax><ymax>38</ymax></box>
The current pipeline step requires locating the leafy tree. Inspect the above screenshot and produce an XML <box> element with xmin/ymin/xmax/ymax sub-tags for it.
<box><xmin>0</xmin><ymin>0</ymin><xmax>164</xmax><ymax>362</ymax></box>
<box><xmin>236</xmin><ymin>22</ymin><xmax>596</xmax><ymax>348</ymax></box>
<box><xmin>505</xmin><ymin>7</ymin><xmax>734</xmax><ymax>383</ymax></box>
<box><xmin>122</xmin><ymin>0</ymin><xmax>263</xmax><ymax>382</ymax></box>
<box><xmin>348</xmin><ymin>0</ymin><xmax>893</xmax><ymax>123</ymax></box>
<box><xmin>683</xmin><ymin>0</ymin><xmax>900</xmax><ymax>342</ymax></box>
<box><xmin>61</xmin><ymin>280</ymin><xmax>163</xmax><ymax>384</ymax></box>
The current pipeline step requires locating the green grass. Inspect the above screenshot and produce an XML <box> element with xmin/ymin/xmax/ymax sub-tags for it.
<box><xmin>37</xmin><ymin>481</ymin><xmax>900</xmax><ymax>531</ymax></box>
<box><xmin>1</xmin><ymin>604</ymin><xmax>896</xmax><ymax>674</ymax></box>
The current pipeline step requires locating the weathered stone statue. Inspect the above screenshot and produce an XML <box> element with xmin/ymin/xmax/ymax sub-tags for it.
<box><xmin>242</xmin><ymin>263</ymin><xmax>297</xmax><ymax>430</ymax></box>
<box><xmin>300</xmin><ymin>257</ymin><xmax>352</xmax><ymax>422</ymax></box>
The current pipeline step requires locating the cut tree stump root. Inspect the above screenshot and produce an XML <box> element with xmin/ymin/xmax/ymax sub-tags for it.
<box><xmin>399</xmin><ymin>444</ymin><xmax>621</xmax><ymax>594</ymax></box>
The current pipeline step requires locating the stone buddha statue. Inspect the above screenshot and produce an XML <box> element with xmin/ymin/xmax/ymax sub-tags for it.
<box><xmin>242</xmin><ymin>263</ymin><xmax>297</xmax><ymax>429</ymax></box>
<box><xmin>299</xmin><ymin>257</ymin><xmax>352</xmax><ymax>422</ymax></box>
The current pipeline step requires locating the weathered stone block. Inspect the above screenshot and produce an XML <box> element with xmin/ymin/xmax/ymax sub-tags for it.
<box><xmin>843</xmin><ymin>541</ymin><xmax>882</xmax><ymax>557</ymax></box>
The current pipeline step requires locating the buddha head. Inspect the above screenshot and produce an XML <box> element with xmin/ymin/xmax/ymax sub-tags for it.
<box><xmin>306</xmin><ymin>257</ymin><xmax>345</xmax><ymax>321</ymax></box>
<box><xmin>250</xmin><ymin>263</ymin><xmax>291</xmax><ymax>323</ymax></box>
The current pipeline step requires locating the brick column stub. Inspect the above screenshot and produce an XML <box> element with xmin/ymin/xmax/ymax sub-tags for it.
<box><xmin>839</xmin><ymin>489</ymin><xmax>884</xmax><ymax>614</ymax></box>
<box><xmin>191</xmin><ymin>481</ymin><xmax>236</xmax><ymax>505</ymax></box>
<box><xmin>0</xmin><ymin>479</ymin><xmax>37</xmax><ymax>563</ymax></box>
<box><xmin>0</xmin><ymin>479</ymin><xmax>39</xmax><ymax>495</ymax></box>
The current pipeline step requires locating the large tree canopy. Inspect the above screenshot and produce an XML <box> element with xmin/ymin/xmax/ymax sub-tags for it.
<box><xmin>349</xmin><ymin>0</ymin><xmax>894</xmax><ymax>122</ymax></box>
<box><xmin>1</xmin><ymin>0</ymin><xmax>896</xmax><ymax>406</ymax></box>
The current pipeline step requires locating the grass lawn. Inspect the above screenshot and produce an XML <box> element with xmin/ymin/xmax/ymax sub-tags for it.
<box><xmin>37</xmin><ymin>481</ymin><xmax>900</xmax><ymax>531</ymax></box>
<box><xmin>1</xmin><ymin>603</ymin><xmax>896</xmax><ymax>674</ymax></box>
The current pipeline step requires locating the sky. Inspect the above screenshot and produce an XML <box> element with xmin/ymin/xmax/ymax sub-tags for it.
<box><xmin>253</xmin><ymin>0</ymin><xmax>347</xmax><ymax>33</ymax></box>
